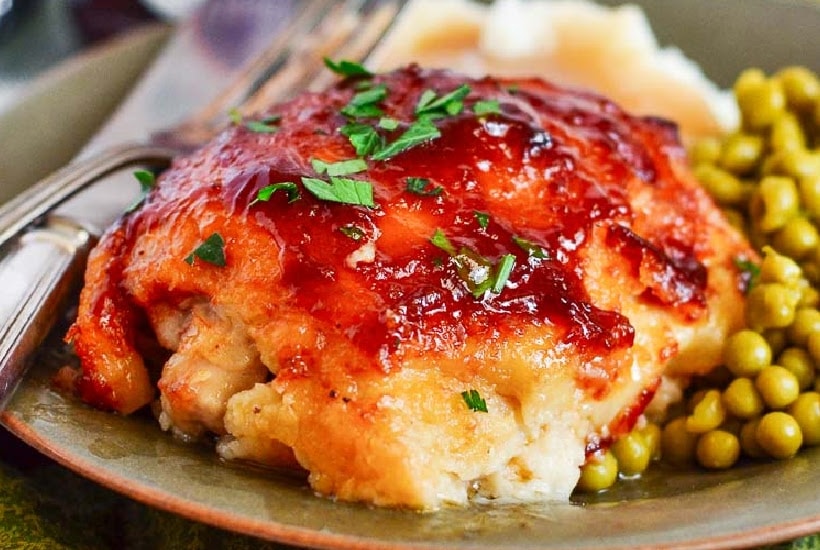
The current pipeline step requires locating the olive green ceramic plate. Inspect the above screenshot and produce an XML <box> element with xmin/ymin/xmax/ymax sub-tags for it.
<box><xmin>2</xmin><ymin>1</ymin><xmax>820</xmax><ymax>548</ymax></box>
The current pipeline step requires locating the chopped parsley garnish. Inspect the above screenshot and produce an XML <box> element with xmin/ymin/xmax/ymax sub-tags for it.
<box><xmin>415</xmin><ymin>84</ymin><xmax>471</xmax><ymax>118</ymax></box>
<box><xmin>734</xmin><ymin>256</ymin><xmax>760</xmax><ymax>292</ymax></box>
<box><xmin>474</xmin><ymin>99</ymin><xmax>501</xmax><ymax>116</ymax></box>
<box><xmin>133</xmin><ymin>169</ymin><xmax>156</xmax><ymax>193</ymax></box>
<box><xmin>492</xmin><ymin>254</ymin><xmax>516</xmax><ymax>293</ymax></box>
<box><xmin>430</xmin><ymin>228</ymin><xmax>458</xmax><ymax>257</ymax></box>
<box><xmin>461</xmin><ymin>389</ymin><xmax>488</xmax><ymax>413</ymax></box>
<box><xmin>228</xmin><ymin>107</ymin><xmax>242</xmax><ymax>125</ymax></box>
<box><xmin>323</xmin><ymin>57</ymin><xmax>373</xmax><ymax>78</ymax></box>
<box><xmin>339</xmin><ymin>225</ymin><xmax>366</xmax><ymax>241</ymax></box>
<box><xmin>126</xmin><ymin>169</ymin><xmax>157</xmax><ymax>213</ymax></box>
<box><xmin>371</xmin><ymin>119</ymin><xmax>440</xmax><ymax>161</ymax></box>
<box><xmin>302</xmin><ymin>176</ymin><xmax>375</xmax><ymax>207</ymax></box>
<box><xmin>228</xmin><ymin>109</ymin><xmax>280</xmax><ymax>133</ymax></box>
<box><xmin>378</xmin><ymin>116</ymin><xmax>400</xmax><ymax>130</ymax></box>
<box><xmin>244</xmin><ymin>118</ymin><xmax>280</xmax><ymax>133</ymax></box>
<box><xmin>184</xmin><ymin>233</ymin><xmax>226</xmax><ymax>267</ymax></box>
<box><xmin>405</xmin><ymin>177</ymin><xmax>443</xmax><ymax>197</ymax></box>
<box><xmin>250</xmin><ymin>182</ymin><xmax>300</xmax><ymax>205</ymax></box>
<box><xmin>512</xmin><ymin>235</ymin><xmax>548</xmax><ymax>259</ymax></box>
<box><xmin>474</xmin><ymin>211</ymin><xmax>490</xmax><ymax>229</ymax></box>
<box><xmin>341</xmin><ymin>84</ymin><xmax>387</xmax><ymax>118</ymax></box>
<box><xmin>341</xmin><ymin>122</ymin><xmax>382</xmax><ymax>157</ymax></box>
<box><xmin>430</xmin><ymin>228</ymin><xmax>517</xmax><ymax>297</ymax></box>
<box><xmin>312</xmin><ymin>157</ymin><xmax>368</xmax><ymax>177</ymax></box>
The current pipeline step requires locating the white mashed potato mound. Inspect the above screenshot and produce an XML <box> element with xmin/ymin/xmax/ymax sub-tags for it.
<box><xmin>371</xmin><ymin>0</ymin><xmax>738</xmax><ymax>139</ymax></box>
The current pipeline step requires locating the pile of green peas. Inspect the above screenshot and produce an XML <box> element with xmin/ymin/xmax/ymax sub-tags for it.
<box><xmin>577</xmin><ymin>66</ymin><xmax>820</xmax><ymax>493</ymax></box>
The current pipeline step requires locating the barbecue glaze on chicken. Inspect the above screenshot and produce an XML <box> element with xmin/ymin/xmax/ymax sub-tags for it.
<box><xmin>67</xmin><ymin>66</ymin><xmax>752</xmax><ymax>508</ymax></box>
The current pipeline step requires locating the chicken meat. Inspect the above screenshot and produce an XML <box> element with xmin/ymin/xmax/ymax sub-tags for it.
<box><xmin>67</xmin><ymin>65</ymin><xmax>753</xmax><ymax>508</ymax></box>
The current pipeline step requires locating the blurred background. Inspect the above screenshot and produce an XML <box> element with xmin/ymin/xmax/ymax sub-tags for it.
<box><xmin>0</xmin><ymin>0</ymin><xmax>203</xmax><ymax>113</ymax></box>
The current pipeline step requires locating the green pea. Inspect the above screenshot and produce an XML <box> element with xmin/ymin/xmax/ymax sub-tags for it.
<box><xmin>799</xmin><ymin>284</ymin><xmax>820</xmax><ymax>308</ymax></box>
<box><xmin>637</xmin><ymin>423</ymin><xmax>662</xmax><ymax>461</ymax></box>
<box><xmin>724</xmin><ymin>330</ymin><xmax>772</xmax><ymax>377</ymax></box>
<box><xmin>798</xmin><ymin>174</ymin><xmax>820</xmax><ymax>220</ymax></box>
<box><xmin>770</xmin><ymin>114</ymin><xmax>806</xmax><ymax>154</ymax></box>
<box><xmin>776</xmin><ymin>66</ymin><xmax>820</xmax><ymax>111</ymax></box>
<box><xmin>577</xmin><ymin>450</ymin><xmax>618</xmax><ymax>492</ymax></box>
<box><xmin>745</xmin><ymin>283</ymin><xmax>801</xmax><ymax>331</ymax></box>
<box><xmin>755</xmin><ymin>365</ymin><xmax>801</xmax><ymax>409</ymax></box>
<box><xmin>740</xmin><ymin>418</ymin><xmax>766</xmax><ymax>458</ymax></box>
<box><xmin>661</xmin><ymin>417</ymin><xmax>698</xmax><ymax>466</ymax></box>
<box><xmin>788</xmin><ymin>392</ymin><xmax>820</xmax><ymax>446</ymax></box>
<box><xmin>733</xmin><ymin>68</ymin><xmax>767</xmax><ymax>99</ymax></box>
<box><xmin>756</xmin><ymin>411</ymin><xmax>803</xmax><ymax>458</ymax></box>
<box><xmin>686</xmin><ymin>389</ymin><xmax>726</xmax><ymax>433</ymax></box>
<box><xmin>738</xmin><ymin>77</ymin><xmax>786</xmax><ymax>130</ymax></box>
<box><xmin>694</xmin><ymin>164</ymin><xmax>746</xmax><ymax>205</ymax></box>
<box><xmin>611</xmin><ymin>432</ymin><xmax>652</xmax><ymax>476</ymax></box>
<box><xmin>689</xmin><ymin>137</ymin><xmax>722</xmax><ymax>165</ymax></box>
<box><xmin>781</xmin><ymin>150</ymin><xmax>820</xmax><ymax>181</ymax></box>
<box><xmin>719</xmin><ymin>133</ymin><xmax>764</xmax><ymax>175</ymax></box>
<box><xmin>778</xmin><ymin>347</ymin><xmax>816</xmax><ymax>390</ymax></box>
<box><xmin>771</xmin><ymin>216</ymin><xmax>819</xmax><ymax>259</ymax></box>
<box><xmin>753</xmin><ymin>176</ymin><xmax>799</xmax><ymax>233</ymax></box>
<box><xmin>786</xmin><ymin>309</ymin><xmax>820</xmax><ymax>346</ymax></box>
<box><xmin>759</xmin><ymin>246</ymin><xmax>802</xmax><ymax>285</ymax></box>
<box><xmin>696</xmin><ymin>430</ymin><xmax>740</xmax><ymax>469</ymax></box>
<box><xmin>723</xmin><ymin>378</ymin><xmax>765</xmax><ymax>419</ymax></box>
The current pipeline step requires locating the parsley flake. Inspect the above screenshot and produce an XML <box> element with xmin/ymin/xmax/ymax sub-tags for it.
<box><xmin>461</xmin><ymin>389</ymin><xmax>488</xmax><ymax>412</ymax></box>
<box><xmin>133</xmin><ymin>169</ymin><xmax>156</xmax><ymax>193</ymax></box>
<box><xmin>126</xmin><ymin>169</ymin><xmax>157</xmax><ymax>213</ymax></box>
<box><xmin>342</xmin><ymin>84</ymin><xmax>387</xmax><ymax>118</ymax></box>
<box><xmin>406</xmin><ymin>177</ymin><xmax>443</xmax><ymax>197</ymax></box>
<box><xmin>244</xmin><ymin>119</ymin><xmax>279</xmax><ymax>133</ymax></box>
<box><xmin>250</xmin><ymin>182</ymin><xmax>300</xmax><ymax>205</ymax></box>
<box><xmin>474</xmin><ymin>211</ymin><xmax>490</xmax><ymax>229</ymax></box>
<box><xmin>339</xmin><ymin>225</ymin><xmax>366</xmax><ymax>241</ymax></box>
<box><xmin>311</xmin><ymin>157</ymin><xmax>368</xmax><ymax>177</ymax></box>
<box><xmin>302</xmin><ymin>176</ymin><xmax>375</xmax><ymax>207</ymax></box>
<box><xmin>415</xmin><ymin>84</ymin><xmax>471</xmax><ymax>117</ymax></box>
<box><xmin>341</xmin><ymin>122</ymin><xmax>382</xmax><ymax>157</ymax></box>
<box><xmin>492</xmin><ymin>254</ymin><xmax>516</xmax><ymax>293</ymax></box>
<box><xmin>430</xmin><ymin>228</ymin><xmax>457</xmax><ymax>257</ymax></box>
<box><xmin>474</xmin><ymin>99</ymin><xmax>501</xmax><ymax>116</ymax></box>
<box><xmin>184</xmin><ymin>233</ymin><xmax>226</xmax><ymax>267</ymax></box>
<box><xmin>734</xmin><ymin>256</ymin><xmax>760</xmax><ymax>292</ymax></box>
<box><xmin>512</xmin><ymin>235</ymin><xmax>548</xmax><ymax>259</ymax></box>
<box><xmin>371</xmin><ymin>119</ymin><xmax>440</xmax><ymax>161</ymax></box>
<box><xmin>229</xmin><ymin>109</ymin><xmax>280</xmax><ymax>133</ymax></box>
<box><xmin>323</xmin><ymin>57</ymin><xmax>373</xmax><ymax>78</ymax></box>
<box><xmin>228</xmin><ymin>107</ymin><xmax>243</xmax><ymax>125</ymax></box>
<box><xmin>378</xmin><ymin>116</ymin><xmax>400</xmax><ymax>131</ymax></box>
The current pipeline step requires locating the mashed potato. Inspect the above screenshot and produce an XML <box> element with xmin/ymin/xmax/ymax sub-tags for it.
<box><xmin>371</xmin><ymin>0</ymin><xmax>737</xmax><ymax>140</ymax></box>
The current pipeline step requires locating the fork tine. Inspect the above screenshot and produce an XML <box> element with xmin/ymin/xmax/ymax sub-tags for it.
<box><xmin>189</xmin><ymin>0</ymin><xmax>339</xmax><ymax>124</ymax></box>
<box><xmin>238</xmin><ymin>0</ymin><xmax>405</xmax><ymax>115</ymax></box>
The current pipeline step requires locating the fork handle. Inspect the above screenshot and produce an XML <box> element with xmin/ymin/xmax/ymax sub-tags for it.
<box><xmin>0</xmin><ymin>217</ymin><xmax>93</xmax><ymax>408</ymax></box>
<box><xmin>0</xmin><ymin>144</ymin><xmax>176</xmax><ymax>408</ymax></box>
<box><xmin>0</xmin><ymin>143</ymin><xmax>175</xmax><ymax>248</ymax></box>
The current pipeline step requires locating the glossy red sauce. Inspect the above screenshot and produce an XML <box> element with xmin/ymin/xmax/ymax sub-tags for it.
<box><xmin>131</xmin><ymin>66</ymin><xmax>708</xmax><ymax>382</ymax></box>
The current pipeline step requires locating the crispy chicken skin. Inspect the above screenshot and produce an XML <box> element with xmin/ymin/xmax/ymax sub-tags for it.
<box><xmin>67</xmin><ymin>66</ymin><xmax>752</xmax><ymax>508</ymax></box>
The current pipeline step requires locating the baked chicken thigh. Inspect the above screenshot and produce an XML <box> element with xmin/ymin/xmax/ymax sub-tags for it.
<box><xmin>68</xmin><ymin>65</ymin><xmax>752</xmax><ymax>508</ymax></box>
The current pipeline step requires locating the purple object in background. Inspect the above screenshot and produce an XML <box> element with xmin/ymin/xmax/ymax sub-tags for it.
<box><xmin>193</xmin><ymin>0</ymin><xmax>299</xmax><ymax>68</ymax></box>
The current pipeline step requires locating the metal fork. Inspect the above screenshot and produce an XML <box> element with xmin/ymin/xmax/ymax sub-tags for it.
<box><xmin>0</xmin><ymin>0</ymin><xmax>404</xmax><ymax>406</ymax></box>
